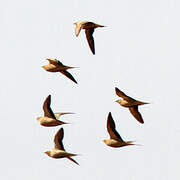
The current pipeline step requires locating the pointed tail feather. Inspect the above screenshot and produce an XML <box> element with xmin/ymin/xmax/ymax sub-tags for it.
<box><xmin>54</xmin><ymin>112</ymin><xmax>75</xmax><ymax>119</ymax></box>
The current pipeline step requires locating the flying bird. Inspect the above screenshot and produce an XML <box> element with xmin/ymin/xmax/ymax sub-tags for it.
<box><xmin>74</xmin><ymin>20</ymin><xmax>105</xmax><ymax>55</ymax></box>
<box><xmin>45</xmin><ymin>128</ymin><xmax>79</xmax><ymax>165</ymax></box>
<box><xmin>104</xmin><ymin>112</ymin><xmax>135</xmax><ymax>148</ymax></box>
<box><xmin>42</xmin><ymin>58</ymin><xmax>78</xmax><ymax>84</ymax></box>
<box><xmin>37</xmin><ymin>95</ymin><xmax>74</xmax><ymax>127</ymax></box>
<box><xmin>115</xmin><ymin>87</ymin><xmax>149</xmax><ymax>124</ymax></box>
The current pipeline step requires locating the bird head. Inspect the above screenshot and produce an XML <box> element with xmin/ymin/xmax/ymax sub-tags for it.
<box><xmin>36</xmin><ymin>117</ymin><xmax>41</xmax><ymax>122</ymax></box>
<box><xmin>115</xmin><ymin>99</ymin><xmax>122</xmax><ymax>104</ymax></box>
<box><xmin>44</xmin><ymin>151</ymin><xmax>51</xmax><ymax>157</ymax></box>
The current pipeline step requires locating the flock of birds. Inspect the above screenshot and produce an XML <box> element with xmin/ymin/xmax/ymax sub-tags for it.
<box><xmin>36</xmin><ymin>20</ymin><xmax>149</xmax><ymax>166</ymax></box>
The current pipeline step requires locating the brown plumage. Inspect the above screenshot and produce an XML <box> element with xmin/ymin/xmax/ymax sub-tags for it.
<box><xmin>104</xmin><ymin>112</ymin><xmax>134</xmax><ymax>148</ymax></box>
<box><xmin>42</xmin><ymin>58</ymin><xmax>78</xmax><ymax>84</ymax></box>
<box><xmin>45</xmin><ymin>128</ymin><xmax>79</xmax><ymax>165</ymax></box>
<box><xmin>37</xmin><ymin>95</ymin><xmax>73</xmax><ymax>127</ymax></box>
<box><xmin>74</xmin><ymin>20</ymin><xmax>105</xmax><ymax>55</ymax></box>
<box><xmin>115</xmin><ymin>87</ymin><xmax>149</xmax><ymax>124</ymax></box>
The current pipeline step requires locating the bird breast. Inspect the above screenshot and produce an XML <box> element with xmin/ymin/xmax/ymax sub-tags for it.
<box><xmin>42</xmin><ymin>64</ymin><xmax>60</xmax><ymax>72</ymax></box>
<box><xmin>118</xmin><ymin>100</ymin><xmax>130</xmax><ymax>107</ymax></box>
<box><xmin>51</xmin><ymin>149</ymin><xmax>71</xmax><ymax>158</ymax></box>
<box><xmin>104</xmin><ymin>139</ymin><xmax>125</xmax><ymax>148</ymax></box>
<box><xmin>39</xmin><ymin>117</ymin><xmax>57</xmax><ymax>126</ymax></box>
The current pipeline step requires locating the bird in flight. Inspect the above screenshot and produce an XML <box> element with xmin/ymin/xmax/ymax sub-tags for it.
<box><xmin>42</xmin><ymin>58</ymin><xmax>78</xmax><ymax>84</ymax></box>
<box><xmin>115</xmin><ymin>87</ymin><xmax>149</xmax><ymax>124</ymax></box>
<box><xmin>74</xmin><ymin>20</ymin><xmax>105</xmax><ymax>55</ymax></box>
<box><xmin>45</xmin><ymin>128</ymin><xmax>79</xmax><ymax>165</ymax></box>
<box><xmin>37</xmin><ymin>95</ymin><xmax>74</xmax><ymax>127</ymax></box>
<box><xmin>104</xmin><ymin>112</ymin><xmax>135</xmax><ymax>148</ymax></box>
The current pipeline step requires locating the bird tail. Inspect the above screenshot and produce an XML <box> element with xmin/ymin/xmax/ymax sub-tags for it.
<box><xmin>139</xmin><ymin>101</ymin><xmax>149</xmax><ymax>105</ymax></box>
<box><xmin>54</xmin><ymin>112</ymin><xmax>75</xmax><ymax>119</ymax></box>
<box><xmin>126</xmin><ymin>141</ymin><xmax>136</xmax><ymax>145</ymax></box>
<box><xmin>127</xmin><ymin>141</ymin><xmax>142</xmax><ymax>146</ymax></box>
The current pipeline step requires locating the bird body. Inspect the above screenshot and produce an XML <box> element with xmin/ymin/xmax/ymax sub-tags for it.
<box><xmin>104</xmin><ymin>139</ymin><xmax>134</xmax><ymax>148</ymax></box>
<box><xmin>42</xmin><ymin>58</ymin><xmax>77</xmax><ymax>84</ymax></box>
<box><xmin>116</xmin><ymin>99</ymin><xmax>148</xmax><ymax>107</ymax></box>
<box><xmin>115</xmin><ymin>87</ymin><xmax>149</xmax><ymax>124</ymax></box>
<box><xmin>45</xmin><ymin>149</ymin><xmax>77</xmax><ymax>159</ymax></box>
<box><xmin>42</xmin><ymin>64</ymin><xmax>73</xmax><ymax>72</ymax></box>
<box><xmin>74</xmin><ymin>21</ymin><xmax>104</xmax><ymax>36</ymax></box>
<box><xmin>37</xmin><ymin>117</ymin><xmax>67</xmax><ymax>127</ymax></box>
<box><xmin>74</xmin><ymin>20</ymin><xmax>105</xmax><ymax>54</ymax></box>
<box><xmin>104</xmin><ymin>112</ymin><xmax>134</xmax><ymax>148</ymax></box>
<box><xmin>45</xmin><ymin>128</ymin><xmax>79</xmax><ymax>165</ymax></box>
<box><xmin>37</xmin><ymin>95</ymin><xmax>73</xmax><ymax>127</ymax></box>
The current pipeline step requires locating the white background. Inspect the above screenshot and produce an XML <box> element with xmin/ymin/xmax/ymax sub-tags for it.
<box><xmin>1</xmin><ymin>0</ymin><xmax>180</xmax><ymax>179</ymax></box>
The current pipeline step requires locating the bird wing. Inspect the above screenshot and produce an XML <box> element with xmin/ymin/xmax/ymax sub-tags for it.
<box><xmin>107</xmin><ymin>112</ymin><xmax>124</xmax><ymax>141</ymax></box>
<box><xmin>129</xmin><ymin>106</ymin><xmax>144</xmax><ymax>124</ymax></box>
<box><xmin>75</xmin><ymin>24</ymin><xmax>82</xmax><ymax>37</ymax></box>
<box><xmin>85</xmin><ymin>28</ymin><xmax>95</xmax><ymax>55</ymax></box>
<box><xmin>60</xmin><ymin>70</ymin><xmax>77</xmax><ymax>84</ymax></box>
<box><xmin>46</xmin><ymin>59</ymin><xmax>62</xmax><ymax>66</ymax></box>
<box><xmin>67</xmin><ymin>157</ymin><xmax>79</xmax><ymax>165</ymax></box>
<box><xmin>43</xmin><ymin>95</ymin><xmax>56</xmax><ymax>119</ymax></box>
<box><xmin>54</xmin><ymin>128</ymin><xmax>65</xmax><ymax>150</ymax></box>
<box><xmin>115</xmin><ymin>87</ymin><xmax>134</xmax><ymax>101</ymax></box>
<box><xmin>56</xmin><ymin>60</ymin><xmax>64</xmax><ymax>66</ymax></box>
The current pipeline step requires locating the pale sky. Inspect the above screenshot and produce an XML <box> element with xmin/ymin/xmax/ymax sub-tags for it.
<box><xmin>1</xmin><ymin>0</ymin><xmax>180</xmax><ymax>179</ymax></box>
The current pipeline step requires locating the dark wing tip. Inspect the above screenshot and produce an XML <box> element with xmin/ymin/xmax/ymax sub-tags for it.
<box><xmin>108</xmin><ymin>112</ymin><xmax>112</xmax><ymax>119</ymax></box>
<box><xmin>129</xmin><ymin>106</ymin><xmax>144</xmax><ymax>124</ymax></box>
<box><xmin>85</xmin><ymin>29</ymin><xmax>95</xmax><ymax>55</ymax></box>
<box><xmin>67</xmin><ymin>157</ymin><xmax>80</xmax><ymax>166</ymax></box>
<box><xmin>115</xmin><ymin>87</ymin><xmax>119</xmax><ymax>92</ymax></box>
<box><xmin>54</xmin><ymin>127</ymin><xmax>65</xmax><ymax>150</ymax></box>
<box><xmin>47</xmin><ymin>94</ymin><xmax>51</xmax><ymax>99</ymax></box>
<box><xmin>60</xmin><ymin>70</ymin><xmax>78</xmax><ymax>84</ymax></box>
<box><xmin>55</xmin><ymin>127</ymin><xmax>64</xmax><ymax>140</ymax></box>
<box><xmin>107</xmin><ymin>112</ymin><xmax>115</xmax><ymax>128</ymax></box>
<box><xmin>43</xmin><ymin>94</ymin><xmax>51</xmax><ymax>107</ymax></box>
<box><xmin>115</xmin><ymin>87</ymin><xmax>119</xmax><ymax>94</ymax></box>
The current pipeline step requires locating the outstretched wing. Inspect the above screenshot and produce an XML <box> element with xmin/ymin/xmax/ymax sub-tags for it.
<box><xmin>85</xmin><ymin>28</ymin><xmax>95</xmax><ymax>55</ymax></box>
<box><xmin>115</xmin><ymin>87</ymin><xmax>134</xmax><ymax>101</ymax></box>
<box><xmin>67</xmin><ymin>157</ymin><xmax>79</xmax><ymax>166</ymax></box>
<box><xmin>46</xmin><ymin>59</ymin><xmax>62</xmax><ymax>66</ymax></box>
<box><xmin>54</xmin><ymin>128</ymin><xmax>65</xmax><ymax>150</ymax></box>
<box><xmin>75</xmin><ymin>24</ymin><xmax>82</xmax><ymax>37</ymax></box>
<box><xmin>43</xmin><ymin>95</ymin><xmax>56</xmax><ymax>119</ymax></box>
<box><xmin>60</xmin><ymin>70</ymin><xmax>77</xmax><ymax>84</ymax></box>
<box><xmin>107</xmin><ymin>112</ymin><xmax>124</xmax><ymax>142</ymax></box>
<box><xmin>129</xmin><ymin>106</ymin><xmax>144</xmax><ymax>124</ymax></box>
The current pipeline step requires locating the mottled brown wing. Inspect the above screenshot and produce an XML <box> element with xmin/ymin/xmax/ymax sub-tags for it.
<box><xmin>60</xmin><ymin>70</ymin><xmax>77</xmax><ymax>84</ymax></box>
<box><xmin>115</xmin><ymin>87</ymin><xmax>134</xmax><ymax>101</ymax></box>
<box><xmin>129</xmin><ymin>106</ymin><xmax>144</xmax><ymax>124</ymax></box>
<box><xmin>107</xmin><ymin>112</ymin><xmax>124</xmax><ymax>141</ymax></box>
<box><xmin>54</xmin><ymin>128</ymin><xmax>65</xmax><ymax>150</ymax></box>
<box><xmin>43</xmin><ymin>95</ymin><xmax>56</xmax><ymax>119</ymax></box>
<box><xmin>85</xmin><ymin>28</ymin><xmax>95</xmax><ymax>54</ymax></box>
